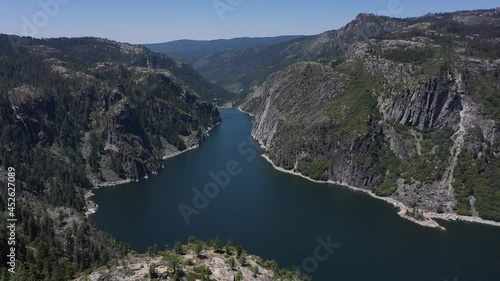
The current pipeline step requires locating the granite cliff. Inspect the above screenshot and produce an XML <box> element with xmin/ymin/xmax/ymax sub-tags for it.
<box><xmin>1</xmin><ymin>35</ymin><xmax>221</xmax><ymax>184</ymax></box>
<box><xmin>73</xmin><ymin>238</ymin><xmax>308</xmax><ymax>281</ymax></box>
<box><xmin>0</xmin><ymin>35</ymin><xmax>222</xmax><ymax>279</ymax></box>
<box><xmin>242</xmin><ymin>9</ymin><xmax>500</xmax><ymax>223</ymax></box>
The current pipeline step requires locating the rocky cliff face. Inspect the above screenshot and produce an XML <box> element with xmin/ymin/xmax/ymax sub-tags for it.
<box><xmin>0</xmin><ymin>35</ymin><xmax>224</xmax><ymax>279</ymax></box>
<box><xmin>242</xmin><ymin>9</ymin><xmax>500</xmax><ymax>222</ymax></box>
<box><xmin>73</xmin><ymin>239</ymin><xmax>308</xmax><ymax>281</ymax></box>
<box><xmin>1</xmin><ymin>35</ymin><xmax>221</xmax><ymax>184</ymax></box>
<box><xmin>176</xmin><ymin>13</ymin><xmax>409</xmax><ymax>96</ymax></box>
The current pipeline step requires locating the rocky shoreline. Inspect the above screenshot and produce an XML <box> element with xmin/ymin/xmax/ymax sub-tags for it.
<box><xmin>86</xmin><ymin>107</ymin><xmax>500</xmax><ymax>229</ymax></box>
<box><xmin>259</xmin><ymin>141</ymin><xmax>500</xmax><ymax>230</ymax></box>
<box><xmin>161</xmin><ymin>143</ymin><xmax>200</xmax><ymax>160</ymax></box>
<box><xmin>83</xmin><ymin>144</ymin><xmax>202</xmax><ymax>217</ymax></box>
<box><xmin>257</xmin><ymin>142</ymin><xmax>500</xmax><ymax>230</ymax></box>
<box><xmin>83</xmin><ymin>124</ymin><xmax>219</xmax><ymax>217</ymax></box>
<box><xmin>238</xmin><ymin>108</ymin><xmax>500</xmax><ymax>230</ymax></box>
<box><xmin>73</xmin><ymin>240</ymin><xmax>305</xmax><ymax>281</ymax></box>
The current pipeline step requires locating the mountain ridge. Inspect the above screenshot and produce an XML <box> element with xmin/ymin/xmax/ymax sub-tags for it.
<box><xmin>0</xmin><ymin>34</ymin><xmax>225</xmax><ymax>279</ymax></box>
<box><xmin>241</xmin><ymin>8</ymin><xmax>500</xmax><ymax>225</ymax></box>
<box><xmin>144</xmin><ymin>35</ymin><xmax>306</xmax><ymax>62</ymax></box>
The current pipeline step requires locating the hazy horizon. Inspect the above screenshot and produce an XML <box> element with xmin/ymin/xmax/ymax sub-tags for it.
<box><xmin>1</xmin><ymin>0</ymin><xmax>499</xmax><ymax>44</ymax></box>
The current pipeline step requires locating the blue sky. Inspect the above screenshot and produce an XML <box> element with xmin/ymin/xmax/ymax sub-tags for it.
<box><xmin>0</xmin><ymin>0</ymin><xmax>499</xmax><ymax>43</ymax></box>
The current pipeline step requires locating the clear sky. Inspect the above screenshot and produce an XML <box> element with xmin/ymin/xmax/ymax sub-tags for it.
<box><xmin>1</xmin><ymin>0</ymin><xmax>499</xmax><ymax>44</ymax></box>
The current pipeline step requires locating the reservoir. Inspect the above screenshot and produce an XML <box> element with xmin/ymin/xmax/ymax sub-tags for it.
<box><xmin>91</xmin><ymin>108</ymin><xmax>500</xmax><ymax>281</ymax></box>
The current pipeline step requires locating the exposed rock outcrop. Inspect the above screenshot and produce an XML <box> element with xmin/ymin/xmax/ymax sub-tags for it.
<box><xmin>242</xmin><ymin>9</ymin><xmax>500</xmax><ymax>223</ymax></box>
<box><xmin>73</xmin><ymin>241</ymin><xmax>307</xmax><ymax>281</ymax></box>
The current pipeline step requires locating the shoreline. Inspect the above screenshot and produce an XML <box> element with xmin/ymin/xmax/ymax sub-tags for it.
<box><xmin>251</xmin><ymin>135</ymin><xmax>440</xmax><ymax>230</ymax></box>
<box><xmin>237</xmin><ymin>106</ymin><xmax>255</xmax><ymax>117</ymax></box>
<box><xmin>240</xmin><ymin>108</ymin><xmax>500</xmax><ymax>229</ymax></box>
<box><xmin>257</xmin><ymin>139</ymin><xmax>500</xmax><ymax>229</ymax></box>
<box><xmin>259</xmin><ymin>153</ymin><xmax>440</xmax><ymax>230</ymax></box>
<box><xmin>84</xmin><ymin>125</ymin><xmax>217</xmax><ymax>217</ymax></box>
<box><xmin>260</xmin><ymin>145</ymin><xmax>500</xmax><ymax>229</ymax></box>
<box><xmin>162</xmin><ymin>144</ymin><xmax>200</xmax><ymax>160</ymax></box>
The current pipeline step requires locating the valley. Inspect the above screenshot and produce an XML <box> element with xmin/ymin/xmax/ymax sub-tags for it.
<box><xmin>89</xmin><ymin>109</ymin><xmax>500</xmax><ymax>281</ymax></box>
<box><xmin>1</xmin><ymin>5</ymin><xmax>499</xmax><ymax>281</ymax></box>
<box><xmin>240</xmin><ymin>9</ymin><xmax>500</xmax><ymax>224</ymax></box>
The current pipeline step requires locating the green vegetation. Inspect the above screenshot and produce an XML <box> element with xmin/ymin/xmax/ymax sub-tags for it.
<box><xmin>453</xmin><ymin>151</ymin><xmax>476</xmax><ymax>216</ymax></box>
<box><xmin>373</xmin><ymin>181</ymin><xmax>398</xmax><ymax>197</ymax></box>
<box><xmin>328</xmin><ymin>62</ymin><xmax>381</xmax><ymax>136</ymax></box>
<box><xmin>399</xmin><ymin>127</ymin><xmax>454</xmax><ymax>185</ymax></box>
<box><xmin>371</xmin><ymin>124</ymin><xmax>455</xmax><ymax>197</ymax></box>
<box><xmin>405</xmin><ymin>208</ymin><xmax>426</xmax><ymax>221</ymax></box>
<box><xmin>427</xmin><ymin>17</ymin><xmax>500</xmax><ymax>59</ymax></box>
<box><xmin>243</xmin><ymin>10</ymin><xmax>500</xmax><ymax>223</ymax></box>
<box><xmin>453</xmin><ymin>128</ymin><xmax>500</xmax><ymax>220</ymax></box>
<box><xmin>142</xmin><ymin>237</ymin><xmax>310</xmax><ymax>281</ymax></box>
<box><xmin>368</xmin><ymin>137</ymin><xmax>403</xmax><ymax>197</ymax></box>
<box><xmin>256</xmin><ymin>257</ymin><xmax>312</xmax><ymax>281</ymax></box>
<box><xmin>0</xmin><ymin>34</ymin><xmax>221</xmax><ymax>280</ymax></box>
<box><xmin>0</xmin><ymin>34</ymin><xmax>220</xmax><ymax>181</ymax></box>
<box><xmin>1</xmin><ymin>8</ymin><xmax>500</xmax><ymax>280</ymax></box>
<box><xmin>301</xmin><ymin>159</ymin><xmax>331</xmax><ymax>181</ymax></box>
<box><xmin>0</xmin><ymin>193</ymin><xmax>128</xmax><ymax>280</ymax></box>
<box><xmin>235</xmin><ymin>270</ymin><xmax>243</xmax><ymax>281</ymax></box>
<box><xmin>149</xmin><ymin>263</ymin><xmax>158</xmax><ymax>279</ymax></box>
<box><xmin>147</xmin><ymin>35</ymin><xmax>317</xmax><ymax>97</ymax></box>
<box><xmin>207</xmin><ymin>236</ymin><xmax>224</xmax><ymax>253</ymax></box>
<box><xmin>186</xmin><ymin>265</ymin><xmax>212</xmax><ymax>281</ymax></box>
<box><xmin>145</xmin><ymin>36</ymin><xmax>304</xmax><ymax>64</ymax></box>
<box><xmin>380</xmin><ymin>42</ymin><xmax>457</xmax><ymax>78</ymax></box>
<box><xmin>251</xmin><ymin>265</ymin><xmax>259</xmax><ymax>277</ymax></box>
<box><xmin>382</xmin><ymin>47</ymin><xmax>442</xmax><ymax>64</ymax></box>
<box><xmin>468</xmin><ymin>71</ymin><xmax>500</xmax><ymax>123</ymax></box>
<box><xmin>173</xmin><ymin>241</ymin><xmax>184</xmax><ymax>254</ymax></box>
<box><xmin>226</xmin><ymin>257</ymin><xmax>236</xmax><ymax>270</ymax></box>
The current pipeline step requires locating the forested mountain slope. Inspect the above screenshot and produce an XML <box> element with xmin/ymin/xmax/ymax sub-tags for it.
<box><xmin>144</xmin><ymin>36</ymin><xmax>305</xmax><ymax>63</ymax></box>
<box><xmin>242</xmin><ymin>9</ymin><xmax>500</xmax><ymax>222</ymax></box>
<box><xmin>154</xmin><ymin>13</ymin><xmax>417</xmax><ymax>97</ymax></box>
<box><xmin>0</xmin><ymin>35</ymin><xmax>222</xmax><ymax>280</ymax></box>
<box><xmin>73</xmin><ymin>237</ymin><xmax>309</xmax><ymax>281</ymax></box>
<box><xmin>145</xmin><ymin>36</ymin><xmax>307</xmax><ymax>97</ymax></box>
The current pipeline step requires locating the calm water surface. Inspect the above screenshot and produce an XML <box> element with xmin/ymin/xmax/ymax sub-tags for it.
<box><xmin>92</xmin><ymin>109</ymin><xmax>500</xmax><ymax>281</ymax></box>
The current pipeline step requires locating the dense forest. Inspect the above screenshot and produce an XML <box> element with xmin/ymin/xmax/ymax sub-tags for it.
<box><xmin>242</xmin><ymin>8</ymin><xmax>500</xmax><ymax>222</ymax></box>
<box><xmin>0</xmin><ymin>34</ymin><xmax>222</xmax><ymax>280</ymax></box>
<box><xmin>1</xmin><ymin>7</ymin><xmax>500</xmax><ymax>280</ymax></box>
<box><xmin>145</xmin><ymin>35</ymin><xmax>305</xmax><ymax>63</ymax></box>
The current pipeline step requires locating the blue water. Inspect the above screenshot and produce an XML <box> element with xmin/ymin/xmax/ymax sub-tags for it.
<box><xmin>92</xmin><ymin>108</ymin><xmax>500</xmax><ymax>281</ymax></box>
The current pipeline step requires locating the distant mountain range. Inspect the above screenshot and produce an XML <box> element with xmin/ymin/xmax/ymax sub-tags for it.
<box><xmin>147</xmin><ymin>8</ymin><xmax>500</xmax><ymax>225</ymax></box>
<box><xmin>1</xmin><ymin>6</ymin><xmax>500</xmax><ymax>280</ymax></box>
<box><xmin>240</xmin><ymin>8</ymin><xmax>500</xmax><ymax>224</ymax></box>
<box><xmin>144</xmin><ymin>35</ymin><xmax>306</xmax><ymax>97</ymax></box>
<box><xmin>144</xmin><ymin>35</ymin><xmax>305</xmax><ymax>63</ymax></box>
<box><xmin>0</xmin><ymin>35</ymin><xmax>223</xmax><ymax>279</ymax></box>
